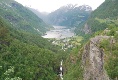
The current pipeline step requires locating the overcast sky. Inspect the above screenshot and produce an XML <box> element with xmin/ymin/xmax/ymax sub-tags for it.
<box><xmin>15</xmin><ymin>0</ymin><xmax>105</xmax><ymax>13</ymax></box>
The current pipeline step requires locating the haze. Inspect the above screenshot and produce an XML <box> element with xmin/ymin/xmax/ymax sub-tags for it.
<box><xmin>15</xmin><ymin>0</ymin><xmax>105</xmax><ymax>13</ymax></box>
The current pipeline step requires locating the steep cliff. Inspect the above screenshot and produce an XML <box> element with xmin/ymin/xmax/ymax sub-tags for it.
<box><xmin>82</xmin><ymin>36</ymin><xmax>110</xmax><ymax>80</ymax></box>
<box><xmin>83</xmin><ymin>23</ymin><xmax>91</xmax><ymax>34</ymax></box>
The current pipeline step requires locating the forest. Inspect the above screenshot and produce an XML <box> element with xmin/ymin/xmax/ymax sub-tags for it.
<box><xmin>0</xmin><ymin>0</ymin><xmax>118</xmax><ymax>80</ymax></box>
<box><xmin>0</xmin><ymin>16</ymin><xmax>68</xmax><ymax>79</ymax></box>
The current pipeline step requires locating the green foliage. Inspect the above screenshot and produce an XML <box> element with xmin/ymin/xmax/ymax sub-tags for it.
<box><xmin>100</xmin><ymin>39</ymin><xmax>110</xmax><ymax>50</ymax></box>
<box><xmin>0</xmin><ymin>16</ymin><xmax>67</xmax><ymax>79</ymax></box>
<box><xmin>84</xmin><ymin>0</ymin><xmax>118</xmax><ymax>34</ymax></box>
<box><xmin>109</xmin><ymin>29</ymin><xmax>115</xmax><ymax>36</ymax></box>
<box><xmin>65</xmin><ymin>0</ymin><xmax>118</xmax><ymax>79</ymax></box>
<box><xmin>106</xmin><ymin>58</ymin><xmax>118</xmax><ymax>79</ymax></box>
<box><xmin>107</xmin><ymin>25</ymin><xmax>118</xmax><ymax>36</ymax></box>
<box><xmin>0</xmin><ymin>0</ymin><xmax>52</xmax><ymax>35</ymax></box>
<box><xmin>63</xmin><ymin>34</ymin><xmax>91</xmax><ymax>80</ymax></box>
<box><xmin>0</xmin><ymin>0</ymin><xmax>118</xmax><ymax>79</ymax></box>
<box><xmin>114</xmin><ymin>33</ymin><xmax>118</xmax><ymax>42</ymax></box>
<box><xmin>63</xmin><ymin>44</ymin><xmax>84</xmax><ymax>80</ymax></box>
<box><xmin>91</xmin><ymin>0</ymin><xmax>118</xmax><ymax>19</ymax></box>
<box><xmin>100</xmin><ymin>37</ymin><xmax>118</xmax><ymax>79</ymax></box>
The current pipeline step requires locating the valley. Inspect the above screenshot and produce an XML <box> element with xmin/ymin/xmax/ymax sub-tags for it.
<box><xmin>42</xmin><ymin>25</ymin><xmax>75</xmax><ymax>39</ymax></box>
<box><xmin>0</xmin><ymin>0</ymin><xmax>118</xmax><ymax>80</ymax></box>
<box><xmin>42</xmin><ymin>25</ymin><xmax>83</xmax><ymax>50</ymax></box>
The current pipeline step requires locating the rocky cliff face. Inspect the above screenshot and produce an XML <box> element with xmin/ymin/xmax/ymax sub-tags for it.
<box><xmin>83</xmin><ymin>23</ymin><xmax>91</xmax><ymax>34</ymax></box>
<box><xmin>82</xmin><ymin>36</ymin><xmax>110</xmax><ymax>80</ymax></box>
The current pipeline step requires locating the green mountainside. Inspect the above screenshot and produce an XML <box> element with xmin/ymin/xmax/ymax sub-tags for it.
<box><xmin>0</xmin><ymin>0</ymin><xmax>52</xmax><ymax>35</ymax></box>
<box><xmin>0</xmin><ymin>15</ymin><xmax>66</xmax><ymax>80</ymax></box>
<box><xmin>47</xmin><ymin>4</ymin><xmax>92</xmax><ymax>27</ymax></box>
<box><xmin>0</xmin><ymin>0</ymin><xmax>118</xmax><ymax>80</ymax></box>
<box><xmin>0</xmin><ymin>0</ymin><xmax>66</xmax><ymax>79</ymax></box>
<box><xmin>82</xmin><ymin>0</ymin><xmax>118</xmax><ymax>34</ymax></box>
<box><xmin>64</xmin><ymin>0</ymin><xmax>118</xmax><ymax>80</ymax></box>
<box><xmin>90</xmin><ymin>0</ymin><xmax>118</xmax><ymax>19</ymax></box>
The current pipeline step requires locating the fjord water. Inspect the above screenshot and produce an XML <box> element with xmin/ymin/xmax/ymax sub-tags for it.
<box><xmin>42</xmin><ymin>26</ymin><xmax>75</xmax><ymax>39</ymax></box>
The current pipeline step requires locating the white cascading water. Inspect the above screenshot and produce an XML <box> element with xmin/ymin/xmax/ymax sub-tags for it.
<box><xmin>60</xmin><ymin>60</ymin><xmax>63</xmax><ymax>80</ymax></box>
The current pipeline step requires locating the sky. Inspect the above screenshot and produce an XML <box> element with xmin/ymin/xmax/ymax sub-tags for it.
<box><xmin>15</xmin><ymin>0</ymin><xmax>105</xmax><ymax>13</ymax></box>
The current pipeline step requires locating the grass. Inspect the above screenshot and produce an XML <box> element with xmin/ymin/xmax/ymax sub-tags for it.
<box><xmin>95</xmin><ymin>17</ymin><xmax>118</xmax><ymax>25</ymax></box>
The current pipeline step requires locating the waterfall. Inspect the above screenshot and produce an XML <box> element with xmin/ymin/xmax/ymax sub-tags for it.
<box><xmin>60</xmin><ymin>60</ymin><xmax>63</xmax><ymax>80</ymax></box>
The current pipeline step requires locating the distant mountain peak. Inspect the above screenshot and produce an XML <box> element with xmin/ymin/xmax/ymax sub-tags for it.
<box><xmin>79</xmin><ymin>5</ymin><xmax>92</xmax><ymax>11</ymax></box>
<box><xmin>47</xmin><ymin>4</ymin><xmax>92</xmax><ymax>27</ymax></box>
<box><xmin>58</xmin><ymin>4</ymin><xmax>92</xmax><ymax>12</ymax></box>
<box><xmin>66</xmin><ymin>4</ymin><xmax>78</xmax><ymax>9</ymax></box>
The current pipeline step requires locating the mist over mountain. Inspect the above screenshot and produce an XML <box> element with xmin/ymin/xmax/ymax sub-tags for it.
<box><xmin>47</xmin><ymin>4</ymin><xmax>92</xmax><ymax>27</ymax></box>
<box><xmin>27</xmin><ymin>7</ymin><xmax>49</xmax><ymax>23</ymax></box>
<box><xmin>27</xmin><ymin>4</ymin><xmax>92</xmax><ymax>29</ymax></box>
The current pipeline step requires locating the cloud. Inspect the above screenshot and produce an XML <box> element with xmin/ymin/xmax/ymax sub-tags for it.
<box><xmin>15</xmin><ymin>0</ymin><xmax>105</xmax><ymax>12</ymax></box>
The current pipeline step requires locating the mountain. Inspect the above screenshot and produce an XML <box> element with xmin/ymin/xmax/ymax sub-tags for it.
<box><xmin>47</xmin><ymin>4</ymin><xmax>92</xmax><ymax>27</ymax></box>
<box><xmin>82</xmin><ymin>0</ymin><xmax>118</xmax><ymax>34</ymax></box>
<box><xmin>0</xmin><ymin>0</ymin><xmax>52</xmax><ymax>35</ymax></box>
<box><xmin>27</xmin><ymin>7</ymin><xmax>49</xmax><ymax>23</ymax></box>
<box><xmin>0</xmin><ymin>0</ymin><xmax>68</xmax><ymax>79</ymax></box>
<box><xmin>0</xmin><ymin>10</ymin><xmax>67</xmax><ymax>80</ymax></box>
<box><xmin>1</xmin><ymin>0</ymin><xmax>118</xmax><ymax>79</ymax></box>
<box><xmin>64</xmin><ymin>0</ymin><xmax>118</xmax><ymax>80</ymax></box>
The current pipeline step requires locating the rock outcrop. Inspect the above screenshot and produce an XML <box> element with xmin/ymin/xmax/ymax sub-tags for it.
<box><xmin>82</xmin><ymin>36</ymin><xmax>110</xmax><ymax>80</ymax></box>
<box><xmin>83</xmin><ymin>23</ymin><xmax>91</xmax><ymax>34</ymax></box>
